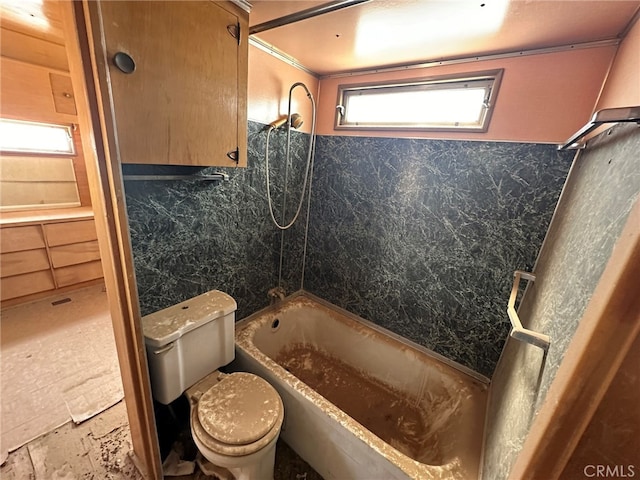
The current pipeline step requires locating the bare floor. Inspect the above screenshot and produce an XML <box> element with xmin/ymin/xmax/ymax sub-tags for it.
<box><xmin>1</xmin><ymin>285</ymin><xmax>323</xmax><ymax>479</ymax></box>
<box><xmin>0</xmin><ymin>401</ymin><xmax>142</xmax><ymax>479</ymax></box>
<box><xmin>1</xmin><ymin>284</ymin><xmax>124</xmax><ymax>460</ymax></box>
<box><xmin>1</xmin><ymin>399</ymin><xmax>324</xmax><ymax>480</ymax></box>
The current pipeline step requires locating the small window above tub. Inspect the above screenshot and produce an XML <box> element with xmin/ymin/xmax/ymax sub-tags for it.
<box><xmin>335</xmin><ymin>70</ymin><xmax>503</xmax><ymax>132</ymax></box>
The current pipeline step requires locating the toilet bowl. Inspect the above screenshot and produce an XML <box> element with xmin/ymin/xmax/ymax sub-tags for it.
<box><xmin>141</xmin><ymin>290</ymin><xmax>285</xmax><ymax>480</ymax></box>
<box><xmin>187</xmin><ymin>371</ymin><xmax>284</xmax><ymax>480</ymax></box>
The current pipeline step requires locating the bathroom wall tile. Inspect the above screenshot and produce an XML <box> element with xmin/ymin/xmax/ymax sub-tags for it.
<box><xmin>124</xmin><ymin>121</ymin><xmax>572</xmax><ymax>379</ymax></box>
<box><xmin>483</xmin><ymin>123</ymin><xmax>640</xmax><ymax>479</ymax></box>
<box><xmin>124</xmin><ymin>122</ymin><xmax>269</xmax><ymax>319</ymax></box>
<box><xmin>304</xmin><ymin>135</ymin><xmax>573</xmax><ymax>376</ymax></box>
<box><xmin>263</xmin><ymin>127</ymin><xmax>313</xmax><ymax>295</ymax></box>
<box><xmin>123</xmin><ymin>121</ymin><xmax>308</xmax><ymax>319</ymax></box>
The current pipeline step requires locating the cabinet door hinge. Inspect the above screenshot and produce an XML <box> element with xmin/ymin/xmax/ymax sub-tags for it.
<box><xmin>226</xmin><ymin>148</ymin><xmax>239</xmax><ymax>164</ymax></box>
<box><xmin>227</xmin><ymin>23</ymin><xmax>240</xmax><ymax>45</ymax></box>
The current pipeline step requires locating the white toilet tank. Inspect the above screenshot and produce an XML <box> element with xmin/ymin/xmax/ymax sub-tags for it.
<box><xmin>142</xmin><ymin>290</ymin><xmax>237</xmax><ymax>404</ymax></box>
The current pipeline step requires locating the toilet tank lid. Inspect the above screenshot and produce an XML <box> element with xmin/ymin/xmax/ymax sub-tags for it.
<box><xmin>142</xmin><ymin>290</ymin><xmax>237</xmax><ymax>347</ymax></box>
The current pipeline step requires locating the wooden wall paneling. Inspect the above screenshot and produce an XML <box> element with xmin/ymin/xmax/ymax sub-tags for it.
<box><xmin>0</xmin><ymin>28</ymin><xmax>69</xmax><ymax>71</ymax></box>
<box><xmin>0</xmin><ymin>0</ymin><xmax>67</xmax><ymax>45</ymax></box>
<box><xmin>0</xmin><ymin>270</ymin><xmax>55</xmax><ymax>301</ymax></box>
<box><xmin>1</xmin><ymin>225</ymin><xmax>46</xmax><ymax>252</ymax></box>
<box><xmin>71</xmin><ymin>128</ymin><xmax>92</xmax><ymax>207</ymax></box>
<box><xmin>49</xmin><ymin>240</ymin><xmax>100</xmax><ymax>267</ymax></box>
<box><xmin>0</xmin><ymin>156</ymin><xmax>80</xmax><ymax>210</ymax></box>
<box><xmin>44</xmin><ymin>219</ymin><xmax>97</xmax><ymax>246</ymax></box>
<box><xmin>0</xmin><ymin>57</ymin><xmax>77</xmax><ymax>125</ymax></box>
<box><xmin>62</xmin><ymin>1</ymin><xmax>162</xmax><ymax>477</ymax></box>
<box><xmin>0</xmin><ymin>249</ymin><xmax>50</xmax><ymax>277</ymax></box>
<box><xmin>0</xmin><ymin>156</ymin><xmax>77</xmax><ymax>182</ymax></box>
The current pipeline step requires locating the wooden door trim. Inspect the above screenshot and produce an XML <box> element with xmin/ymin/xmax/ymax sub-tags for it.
<box><xmin>60</xmin><ymin>1</ymin><xmax>162</xmax><ymax>478</ymax></box>
<box><xmin>509</xmin><ymin>198</ymin><xmax>640</xmax><ymax>479</ymax></box>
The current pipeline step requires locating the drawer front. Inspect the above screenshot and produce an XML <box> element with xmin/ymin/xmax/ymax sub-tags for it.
<box><xmin>54</xmin><ymin>260</ymin><xmax>103</xmax><ymax>287</ymax></box>
<box><xmin>49</xmin><ymin>240</ymin><xmax>100</xmax><ymax>268</ymax></box>
<box><xmin>1</xmin><ymin>270</ymin><xmax>55</xmax><ymax>301</ymax></box>
<box><xmin>1</xmin><ymin>225</ymin><xmax>46</xmax><ymax>253</ymax></box>
<box><xmin>0</xmin><ymin>249</ymin><xmax>50</xmax><ymax>278</ymax></box>
<box><xmin>44</xmin><ymin>220</ymin><xmax>97</xmax><ymax>247</ymax></box>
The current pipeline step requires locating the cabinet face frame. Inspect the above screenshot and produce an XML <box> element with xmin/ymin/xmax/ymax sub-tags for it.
<box><xmin>61</xmin><ymin>1</ymin><xmax>162</xmax><ymax>477</ymax></box>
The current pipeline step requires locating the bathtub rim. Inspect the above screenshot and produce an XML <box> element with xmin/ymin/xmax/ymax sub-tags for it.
<box><xmin>236</xmin><ymin>289</ymin><xmax>489</xmax><ymax>386</ymax></box>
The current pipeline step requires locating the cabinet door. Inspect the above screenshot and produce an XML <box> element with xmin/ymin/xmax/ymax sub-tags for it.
<box><xmin>98</xmin><ymin>1</ymin><xmax>247</xmax><ymax>167</ymax></box>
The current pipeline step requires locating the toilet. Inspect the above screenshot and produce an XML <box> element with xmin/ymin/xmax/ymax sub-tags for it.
<box><xmin>141</xmin><ymin>290</ymin><xmax>284</xmax><ymax>480</ymax></box>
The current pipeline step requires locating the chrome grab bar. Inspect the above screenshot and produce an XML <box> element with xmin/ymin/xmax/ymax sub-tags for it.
<box><xmin>507</xmin><ymin>270</ymin><xmax>550</xmax><ymax>351</ymax></box>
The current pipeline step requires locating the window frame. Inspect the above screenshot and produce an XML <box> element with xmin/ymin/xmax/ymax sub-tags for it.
<box><xmin>0</xmin><ymin>118</ymin><xmax>76</xmax><ymax>156</ymax></box>
<box><xmin>0</xmin><ymin>119</ymin><xmax>82</xmax><ymax>212</ymax></box>
<box><xmin>334</xmin><ymin>69</ymin><xmax>504</xmax><ymax>133</ymax></box>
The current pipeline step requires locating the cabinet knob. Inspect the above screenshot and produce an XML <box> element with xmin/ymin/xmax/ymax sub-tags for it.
<box><xmin>113</xmin><ymin>52</ymin><xmax>136</xmax><ymax>74</ymax></box>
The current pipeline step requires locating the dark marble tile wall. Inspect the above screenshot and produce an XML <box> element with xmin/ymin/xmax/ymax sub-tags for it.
<box><xmin>124</xmin><ymin>120</ymin><xmax>572</xmax><ymax>378</ymax></box>
<box><xmin>483</xmin><ymin>123</ymin><xmax>640</xmax><ymax>479</ymax></box>
<box><xmin>269</xmin><ymin>128</ymin><xmax>315</xmax><ymax>294</ymax></box>
<box><xmin>304</xmin><ymin>136</ymin><xmax>573</xmax><ymax>376</ymax></box>
<box><xmin>123</xmin><ymin>121</ymin><xmax>309</xmax><ymax>319</ymax></box>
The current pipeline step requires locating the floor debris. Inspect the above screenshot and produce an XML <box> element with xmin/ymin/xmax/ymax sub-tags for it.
<box><xmin>196</xmin><ymin>453</ymin><xmax>234</xmax><ymax>480</ymax></box>
<box><xmin>0</xmin><ymin>401</ymin><xmax>142</xmax><ymax>480</ymax></box>
<box><xmin>162</xmin><ymin>446</ymin><xmax>196</xmax><ymax>476</ymax></box>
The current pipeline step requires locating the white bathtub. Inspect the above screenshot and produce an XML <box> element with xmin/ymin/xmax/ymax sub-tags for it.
<box><xmin>233</xmin><ymin>292</ymin><xmax>487</xmax><ymax>480</ymax></box>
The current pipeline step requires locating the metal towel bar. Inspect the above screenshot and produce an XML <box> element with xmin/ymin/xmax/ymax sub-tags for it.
<box><xmin>122</xmin><ymin>173</ymin><xmax>228</xmax><ymax>182</ymax></box>
<box><xmin>507</xmin><ymin>270</ymin><xmax>550</xmax><ymax>350</ymax></box>
<box><xmin>558</xmin><ymin>106</ymin><xmax>640</xmax><ymax>150</ymax></box>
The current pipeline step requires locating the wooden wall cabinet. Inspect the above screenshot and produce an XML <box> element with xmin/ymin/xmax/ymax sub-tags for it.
<box><xmin>1</xmin><ymin>217</ymin><xmax>103</xmax><ymax>304</ymax></box>
<box><xmin>92</xmin><ymin>1</ymin><xmax>248</xmax><ymax>167</ymax></box>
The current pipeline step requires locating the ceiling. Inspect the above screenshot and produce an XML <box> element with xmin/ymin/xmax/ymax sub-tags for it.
<box><xmin>249</xmin><ymin>0</ymin><xmax>640</xmax><ymax>76</ymax></box>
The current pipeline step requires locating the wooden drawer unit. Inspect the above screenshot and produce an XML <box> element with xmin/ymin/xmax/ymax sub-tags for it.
<box><xmin>49</xmin><ymin>240</ymin><xmax>100</xmax><ymax>268</ymax></box>
<box><xmin>1</xmin><ymin>217</ymin><xmax>103</xmax><ymax>304</ymax></box>
<box><xmin>55</xmin><ymin>260</ymin><xmax>103</xmax><ymax>287</ymax></box>
<box><xmin>1</xmin><ymin>225</ymin><xmax>46</xmax><ymax>252</ymax></box>
<box><xmin>1</xmin><ymin>270</ymin><xmax>55</xmax><ymax>302</ymax></box>
<box><xmin>44</xmin><ymin>219</ymin><xmax>97</xmax><ymax>246</ymax></box>
<box><xmin>1</xmin><ymin>249</ymin><xmax>50</xmax><ymax>277</ymax></box>
<box><xmin>0</xmin><ymin>224</ymin><xmax>54</xmax><ymax>301</ymax></box>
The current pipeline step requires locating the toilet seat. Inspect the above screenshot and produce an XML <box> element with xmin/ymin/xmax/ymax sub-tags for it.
<box><xmin>192</xmin><ymin>373</ymin><xmax>284</xmax><ymax>457</ymax></box>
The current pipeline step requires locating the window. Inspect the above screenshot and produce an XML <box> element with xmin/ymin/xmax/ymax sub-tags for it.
<box><xmin>335</xmin><ymin>70</ymin><xmax>503</xmax><ymax>132</ymax></box>
<box><xmin>0</xmin><ymin>119</ymin><xmax>80</xmax><ymax>212</ymax></box>
<box><xmin>0</xmin><ymin>119</ymin><xmax>75</xmax><ymax>155</ymax></box>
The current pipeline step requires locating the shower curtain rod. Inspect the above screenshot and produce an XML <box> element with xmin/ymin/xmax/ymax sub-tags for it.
<box><xmin>249</xmin><ymin>0</ymin><xmax>372</xmax><ymax>35</ymax></box>
<box><xmin>558</xmin><ymin>105</ymin><xmax>640</xmax><ymax>150</ymax></box>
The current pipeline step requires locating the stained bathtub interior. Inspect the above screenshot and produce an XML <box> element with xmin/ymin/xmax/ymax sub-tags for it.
<box><xmin>235</xmin><ymin>294</ymin><xmax>488</xmax><ymax>479</ymax></box>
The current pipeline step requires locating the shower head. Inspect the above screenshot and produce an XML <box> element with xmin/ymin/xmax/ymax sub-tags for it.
<box><xmin>290</xmin><ymin>113</ymin><xmax>303</xmax><ymax>129</ymax></box>
<box><xmin>269</xmin><ymin>113</ymin><xmax>303</xmax><ymax>130</ymax></box>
